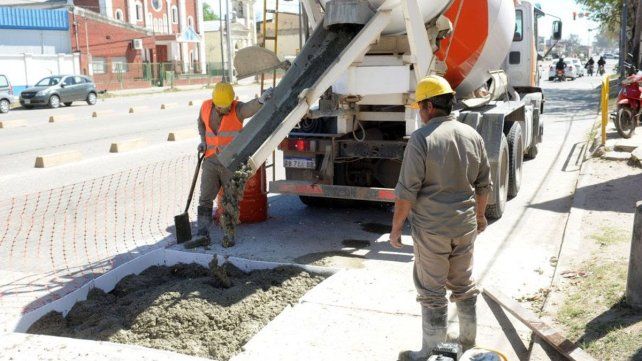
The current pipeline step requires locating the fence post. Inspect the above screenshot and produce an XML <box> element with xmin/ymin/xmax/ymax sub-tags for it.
<box><xmin>626</xmin><ymin>201</ymin><xmax>642</xmax><ymax>309</ymax></box>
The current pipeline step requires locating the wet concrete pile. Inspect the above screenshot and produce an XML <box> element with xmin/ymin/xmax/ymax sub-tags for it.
<box><xmin>219</xmin><ymin>163</ymin><xmax>253</xmax><ymax>248</ymax></box>
<box><xmin>28</xmin><ymin>262</ymin><xmax>325</xmax><ymax>361</ymax></box>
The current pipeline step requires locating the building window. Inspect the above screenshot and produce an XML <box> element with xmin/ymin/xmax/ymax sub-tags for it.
<box><xmin>111</xmin><ymin>57</ymin><xmax>128</xmax><ymax>73</ymax></box>
<box><xmin>115</xmin><ymin>9</ymin><xmax>124</xmax><ymax>21</ymax></box>
<box><xmin>171</xmin><ymin>6</ymin><xmax>178</xmax><ymax>24</ymax></box>
<box><xmin>146</xmin><ymin>13</ymin><xmax>153</xmax><ymax>28</ymax></box>
<box><xmin>151</xmin><ymin>0</ymin><xmax>162</xmax><ymax>12</ymax></box>
<box><xmin>92</xmin><ymin>57</ymin><xmax>106</xmax><ymax>74</ymax></box>
<box><xmin>187</xmin><ymin>16</ymin><xmax>193</xmax><ymax>28</ymax></box>
<box><xmin>135</xmin><ymin>1</ymin><xmax>143</xmax><ymax>21</ymax></box>
<box><xmin>163</xmin><ymin>14</ymin><xmax>168</xmax><ymax>33</ymax></box>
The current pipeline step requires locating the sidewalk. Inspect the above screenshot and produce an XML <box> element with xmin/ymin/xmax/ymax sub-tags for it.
<box><xmin>531</xmin><ymin>122</ymin><xmax>642</xmax><ymax>360</ymax></box>
<box><xmin>102</xmin><ymin>78</ymin><xmax>260</xmax><ymax>97</ymax></box>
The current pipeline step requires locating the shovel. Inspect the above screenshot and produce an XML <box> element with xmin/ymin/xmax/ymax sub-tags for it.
<box><xmin>174</xmin><ymin>151</ymin><xmax>205</xmax><ymax>243</ymax></box>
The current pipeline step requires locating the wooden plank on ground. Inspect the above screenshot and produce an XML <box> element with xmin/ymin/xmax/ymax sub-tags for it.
<box><xmin>483</xmin><ymin>287</ymin><xmax>597</xmax><ymax>361</ymax></box>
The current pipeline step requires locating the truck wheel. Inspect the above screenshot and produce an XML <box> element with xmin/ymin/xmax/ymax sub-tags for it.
<box><xmin>486</xmin><ymin>134</ymin><xmax>509</xmax><ymax>220</ymax></box>
<box><xmin>507</xmin><ymin>123</ymin><xmax>523</xmax><ymax>198</ymax></box>
<box><xmin>299</xmin><ymin>196</ymin><xmax>328</xmax><ymax>207</ymax></box>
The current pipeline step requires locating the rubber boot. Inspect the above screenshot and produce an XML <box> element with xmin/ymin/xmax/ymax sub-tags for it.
<box><xmin>196</xmin><ymin>206</ymin><xmax>213</xmax><ymax>239</ymax></box>
<box><xmin>456</xmin><ymin>296</ymin><xmax>477</xmax><ymax>352</ymax></box>
<box><xmin>398</xmin><ymin>306</ymin><xmax>448</xmax><ymax>361</ymax></box>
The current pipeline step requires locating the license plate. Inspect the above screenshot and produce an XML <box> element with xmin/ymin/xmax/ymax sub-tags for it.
<box><xmin>23</xmin><ymin>99</ymin><xmax>30</xmax><ymax>104</ymax></box>
<box><xmin>284</xmin><ymin>157</ymin><xmax>316</xmax><ymax>169</ymax></box>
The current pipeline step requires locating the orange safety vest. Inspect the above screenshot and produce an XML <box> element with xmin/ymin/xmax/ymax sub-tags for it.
<box><xmin>200</xmin><ymin>100</ymin><xmax>242</xmax><ymax>158</ymax></box>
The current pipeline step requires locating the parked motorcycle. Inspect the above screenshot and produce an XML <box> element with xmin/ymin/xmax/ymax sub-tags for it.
<box><xmin>615</xmin><ymin>68</ymin><xmax>642</xmax><ymax>138</ymax></box>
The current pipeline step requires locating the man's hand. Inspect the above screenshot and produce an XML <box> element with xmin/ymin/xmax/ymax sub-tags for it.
<box><xmin>389</xmin><ymin>228</ymin><xmax>403</xmax><ymax>249</ymax></box>
<box><xmin>476</xmin><ymin>215</ymin><xmax>488</xmax><ymax>233</ymax></box>
<box><xmin>258</xmin><ymin>87</ymin><xmax>274</xmax><ymax>104</ymax></box>
<box><xmin>197</xmin><ymin>142</ymin><xmax>207</xmax><ymax>153</ymax></box>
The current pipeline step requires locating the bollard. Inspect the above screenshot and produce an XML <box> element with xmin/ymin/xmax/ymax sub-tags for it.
<box><xmin>626</xmin><ymin>201</ymin><xmax>642</xmax><ymax>309</ymax></box>
<box><xmin>600</xmin><ymin>75</ymin><xmax>609</xmax><ymax>146</ymax></box>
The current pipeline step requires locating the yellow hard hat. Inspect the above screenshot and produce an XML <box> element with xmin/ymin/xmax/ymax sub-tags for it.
<box><xmin>212</xmin><ymin>82</ymin><xmax>235</xmax><ymax>108</ymax></box>
<box><xmin>412</xmin><ymin>75</ymin><xmax>455</xmax><ymax>109</ymax></box>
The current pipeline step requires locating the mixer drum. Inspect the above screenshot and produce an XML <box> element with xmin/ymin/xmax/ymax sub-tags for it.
<box><xmin>436</xmin><ymin>0</ymin><xmax>515</xmax><ymax>96</ymax></box>
<box><xmin>318</xmin><ymin>0</ymin><xmax>452</xmax><ymax>35</ymax></box>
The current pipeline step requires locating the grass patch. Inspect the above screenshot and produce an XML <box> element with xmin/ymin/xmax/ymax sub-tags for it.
<box><xmin>590</xmin><ymin>227</ymin><xmax>630</xmax><ymax>247</ymax></box>
<box><xmin>557</xmin><ymin>259</ymin><xmax>642</xmax><ymax>360</ymax></box>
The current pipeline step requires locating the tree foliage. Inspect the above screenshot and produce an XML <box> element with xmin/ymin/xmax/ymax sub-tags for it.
<box><xmin>203</xmin><ymin>3</ymin><xmax>219</xmax><ymax>21</ymax></box>
<box><xmin>576</xmin><ymin>0</ymin><xmax>621</xmax><ymax>31</ymax></box>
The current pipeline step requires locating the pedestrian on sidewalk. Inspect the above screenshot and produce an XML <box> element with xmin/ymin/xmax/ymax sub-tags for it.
<box><xmin>389</xmin><ymin>75</ymin><xmax>492</xmax><ymax>360</ymax></box>
<box><xmin>196</xmin><ymin>82</ymin><xmax>273</xmax><ymax>246</ymax></box>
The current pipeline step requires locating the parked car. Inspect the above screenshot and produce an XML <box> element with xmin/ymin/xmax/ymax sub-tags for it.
<box><xmin>0</xmin><ymin>74</ymin><xmax>15</xmax><ymax>114</ymax></box>
<box><xmin>19</xmin><ymin>75</ymin><xmax>97</xmax><ymax>109</ymax></box>
<box><xmin>573</xmin><ymin>59</ymin><xmax>585</xmax><ymax>77</ymax></box>
<box><xmin>548</xmin><ymin>58</ymin><xmax>580</xmax><ymax>80</ymax></box>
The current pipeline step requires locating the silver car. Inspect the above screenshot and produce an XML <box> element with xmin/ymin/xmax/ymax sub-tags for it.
<box><xmin>0</xmin><ymin>74</ymin><xmax>15</xmax><ymax>114</ymax></box>
<box><xmin>20</xmin><ymin>75</ymin><xmax>97</xmax><ymax>109</ymax></box>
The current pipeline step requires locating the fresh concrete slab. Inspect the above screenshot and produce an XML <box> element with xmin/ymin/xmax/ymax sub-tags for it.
<box><xmin>34</xmin><ymin>151</ymin><xmax>82</xmax><ymax>168</ymax></box>
<box><xmin>109</xmin><ymin>138</ymin><xmax>148</xmax><ymax>153</ymax></box>
<box><xmin>0</xmin><ymin>332</ymin><xmax>210</xmax><ymax>361</ymax></box>
<box><xmin>0</xmin><ymin>119</ymin><xmax>26</xmax><ymax>128</ymax></box>
<box><xmin>167</xmin><ymin>128</ymin><xmax>198</xmax><ymax>141</ymax></box>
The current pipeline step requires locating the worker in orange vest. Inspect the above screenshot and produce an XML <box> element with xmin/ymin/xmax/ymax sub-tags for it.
<box><xmin>196</xmin><ymin>82</ymin><xmax>273</xmax><ymax>243</ymax></box>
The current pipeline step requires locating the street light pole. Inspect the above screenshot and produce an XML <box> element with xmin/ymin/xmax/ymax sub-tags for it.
<box><xmin>219</xmin><ymin>0</ymin><xmax>226</xmax><ymax>81</ymax></box>
<box><xmin>225</xmin><ymin>0</ymin><xmax>235</xmax><ymax>83</ymax></box>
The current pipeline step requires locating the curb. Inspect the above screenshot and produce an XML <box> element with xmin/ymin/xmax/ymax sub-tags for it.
<box><xmin>167</xmin><ymin>129</ymin><xmax>198</xmax><ymax>141</ymax></box>
<box><xmin>109</xmin><ymin>138</ymin><xmax>148</xmax><ymax>153</ymax></box>
<box><xmin>0</xmin><ymin>119</ymin><xmax>26</xmax><ymax>129</ymax></box>
<box><xmin>34</xmin><ymin>151</ymin><xmax>82</xmax><ymax>168</ymax></box>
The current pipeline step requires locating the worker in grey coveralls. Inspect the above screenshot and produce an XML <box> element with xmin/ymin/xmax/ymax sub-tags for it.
<box><xmin>196</xmin><ymin>83</ymin><xmax>273</xmax><ymax>242</ymax></box>
<box><xmin>389</xmin><ymin>75</ymin><xmax>492</xmax><ymax>360</ymax></box>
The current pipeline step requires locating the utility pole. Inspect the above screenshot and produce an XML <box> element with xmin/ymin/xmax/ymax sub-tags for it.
<box><xmin>620</xmin><ymin>0</ymin><xmax>628</xmax><ymax>79</ymax></box>
<box><xmin>219</xmin><ymin>0</ymin><xmax>226</xmax><ymax>81</ymax></box>
<box><xmin>225</xmin><ymin>0</ymin><xmax>235</xmax><ymax>83</ymax></box>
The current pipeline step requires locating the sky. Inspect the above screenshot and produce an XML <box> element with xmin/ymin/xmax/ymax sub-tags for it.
<box><xmin>204</xmin><ymin>0</ymin><xmax>598</xmax><ymax>46</ymax></box>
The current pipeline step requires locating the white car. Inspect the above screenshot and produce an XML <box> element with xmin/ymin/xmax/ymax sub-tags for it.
<box><xmin>573</xmin><ymin>59</ymin><xmax>585</xmax><ymax>77</ymax></box>
<box><xmin>548</xmin><ymin>58</ymin><xmax>580</xmax><ymax>80</ymax></box>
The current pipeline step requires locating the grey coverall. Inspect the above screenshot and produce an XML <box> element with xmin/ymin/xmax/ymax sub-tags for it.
<box><xmin>197</xmin><ymin>99</ymin><xmax>262</xmax><ymax>208</ymax></box>
<box><xmin>395</xmin><ymin>115</ymin><xmax>492</xmax><ymax>309</ymax></box>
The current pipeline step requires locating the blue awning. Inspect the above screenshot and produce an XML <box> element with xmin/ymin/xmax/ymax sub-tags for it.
<box><xmin>0</xmin><ymin>7</ymin><xmax>69</xmax><ymax>30</ymax></box>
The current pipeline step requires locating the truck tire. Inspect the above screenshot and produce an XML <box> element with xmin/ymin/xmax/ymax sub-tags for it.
<box><xmin>507</xmin><ymin>123</ymin><xmax>523</xmax><ymax>198</ymax></box>
<box><xmin>486</xmin><ymin>134</ymin><xmax>509</xmax><ymax>220</ymax></box>
<box><xmin>299</xmin><ymin>196</ymin><xmax>330</xmax><ymax>207</ymax></box>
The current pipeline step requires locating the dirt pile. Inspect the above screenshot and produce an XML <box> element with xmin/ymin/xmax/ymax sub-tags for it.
<box><xmin>28</xmin><ymin>262</ymin><xmax>325</xmax><ymax>361</ymax></box>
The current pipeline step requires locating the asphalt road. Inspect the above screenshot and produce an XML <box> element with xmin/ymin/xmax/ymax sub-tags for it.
<box><xmin>0</xmin><ymin>83</ymin><xmax>279</xmax><ymax>198</ymax></box>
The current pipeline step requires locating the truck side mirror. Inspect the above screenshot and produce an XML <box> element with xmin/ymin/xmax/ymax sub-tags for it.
<box><xmin>552</xmin><ymin>21</ymin><xmax>562</xmax><ymax>41</ymax></box>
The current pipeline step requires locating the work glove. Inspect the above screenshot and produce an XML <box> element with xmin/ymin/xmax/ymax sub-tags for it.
<box><xmin>197</xmin><ymin>142</ymin><xmax>207</xmax><ymax>153</ymax></box>
<box><xmin>258</xmin><ymin>87</ymin><xmax>274</xmax><ymax>104</ymax></box>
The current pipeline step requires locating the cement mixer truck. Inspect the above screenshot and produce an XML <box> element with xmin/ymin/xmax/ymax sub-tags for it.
<box><xmin>219</xmin><ymin>0</ymin><xmax>563</xmax><ymax>219</ymax></box>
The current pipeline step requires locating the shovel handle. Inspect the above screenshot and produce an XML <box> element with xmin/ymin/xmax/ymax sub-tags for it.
<box><xmin>185</xmin><ymin>152</ymin><xmax>205</xmax><ymax>213</ymax></box>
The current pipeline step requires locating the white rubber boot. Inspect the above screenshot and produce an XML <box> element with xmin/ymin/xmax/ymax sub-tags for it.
<box><xmin>398</xmin><ymin>306</ymin><xmax>448</xmax><ymax>361</ymax></box>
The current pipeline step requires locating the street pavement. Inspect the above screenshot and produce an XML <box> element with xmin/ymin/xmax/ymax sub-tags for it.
<box><xmin>0</xmin><ymin>83</ymin><xmax>273</xmax><ymax>198</ymax></box>
<box><xmin>0</xmin><ymin>71</ymin><xmax>607</xmax><ymax>359</ymax></box>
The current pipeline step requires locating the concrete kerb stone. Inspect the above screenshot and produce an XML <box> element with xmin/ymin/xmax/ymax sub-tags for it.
<box><xmin>0</xmin><ymin>119</ymin><xmax>27</xmax><ymax>129</ymax></box>
<box><xmin>34</xmin><ymin>150</ymin><xmax>82</xmax><ymax>168</ymax></box>
<box><xmin>160</xmin><ymin>103</ymin><xmax>178</xmax><ymax>110</ymax></box>
<box><xmin>109</xmin><ymin>138</ymin><xmax>148</xmax><ymax>153</ymax></box>
<box><xmin>602</xmin><ymin>151</ymin><xmax>633</xmax><ymax>161</ymax></box>
<box><xmin>167</xmin><ymin>129</ymin><xmax>198</xmax><ymax>141</ymax></box>
<box><xmin>48</xmin><ymin>114</ymin><xmax>76</xmax><ymax>123</ymax></box>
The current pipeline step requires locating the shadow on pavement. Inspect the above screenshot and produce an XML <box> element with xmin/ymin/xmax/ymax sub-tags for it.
<box><xmin>529</xmin><ymin>172</ymin><xmax>642</xmax><ymax>214</ymax></box>
<box><xmin>577</xmin><ymin>296</ymin><xmax>642</xmax><ymax>347</ymax></box>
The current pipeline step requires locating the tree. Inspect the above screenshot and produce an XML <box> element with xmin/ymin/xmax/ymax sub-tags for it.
<box><xmin>576</xmin><ymin>0</ymin><xmax>621</xmax><ymax>31</ymax></box>
<box><xmin>203</xmin><ymin>3</ymin><xmax>219</xmax><ymax>21</ymax></box>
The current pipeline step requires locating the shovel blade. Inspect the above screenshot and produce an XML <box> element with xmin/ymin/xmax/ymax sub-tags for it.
<box><xmin>174</xmin><ymin>213</ymin><xmax>192</xmax><ymax>244</ymax></box>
